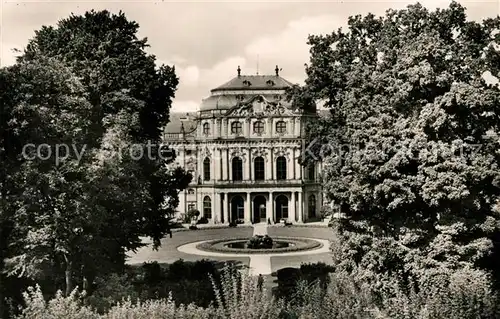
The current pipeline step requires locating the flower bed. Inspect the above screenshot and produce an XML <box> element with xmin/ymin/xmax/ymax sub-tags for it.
<box><xmin>196</xmin><ymin>237</ymin><xmax>323</xmax><ymax>254</ymax></box>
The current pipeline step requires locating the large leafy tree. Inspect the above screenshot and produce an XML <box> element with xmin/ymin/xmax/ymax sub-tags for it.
<box><xmin>1</xmin><ymin>10</ymin><xmax>191</xmax><ymax>300</ymax></box>
<box><xmin>19</xmin><ymin>10</ymin><xmax>186</xmax><ymax>249</ymax></box>
<box><xmin>299</xmin><ymin>2</ymin><xmax>500</xmax><ymax>273</ymax></box>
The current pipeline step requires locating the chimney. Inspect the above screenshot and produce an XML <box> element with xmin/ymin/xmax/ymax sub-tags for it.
<box><xmin>237</xmin><ymin>65</ymin><xmax>241</xmax><ymax>77</ymax></box>
<box><xmin>275</xmin><ymin>65</ymin><xmax>279</xmax><ymax>76</ymax></box>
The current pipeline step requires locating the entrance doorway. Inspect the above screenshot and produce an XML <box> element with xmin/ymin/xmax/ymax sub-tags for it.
<box><xmin>231</xmin><ymin>195</ymin><xmax>244</xmax><ymax>222</ymax></box>
<box><xmin>308</xmin><ymin>195</ymin><xmax>316</xmax><ymax>218</ymax></box>
<box><xmin>253</xmin><ymin>195</ymin><xmax>266</xmax><ymax>223</ymax></box>
<box><xmin>275</xmin><ymin>195</ymin><xmax>289</xmax><ymax>221</ymax></box>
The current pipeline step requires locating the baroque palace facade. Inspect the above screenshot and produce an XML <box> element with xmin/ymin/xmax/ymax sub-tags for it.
<box><xmin>163</xmin><ymin>66</ymin><xmax>323</xmax><ymax>224</ymax></box>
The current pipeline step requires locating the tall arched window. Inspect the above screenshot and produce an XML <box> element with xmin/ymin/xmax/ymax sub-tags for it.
<box><xmin>203</xmin><ymin>196</ymin><xmax>212</xmax><ymax>219</ymax></box>
<box><xmin>276</xmin><ymin>156</ymin><xmax>287</xmax><ymax>180</ymax></box>
<box><xmin>203</xmin><ymin>157</ymin><xmax>211</xmax><ymax>181</ymax></box>
<box><xmin>308</xmin><ymin>195</ymin><xmax>316</xmax><ymax>218</ymax></box>
<box><xmin>254</xmin><ymin>156</ymin><xmax>265</xmax><ymax>180</ymax></box>
<box><xmin>232</xmin><ymin>157</ymin><xmax>243</xmax><ymax>181</ymax></box>
<box><xmin>308</xmin><ymin>164</ymin><xmax>315</xmax><ymax>181</ymax></box>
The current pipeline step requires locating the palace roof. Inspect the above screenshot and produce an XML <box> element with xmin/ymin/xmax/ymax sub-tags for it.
<box><xmin>211</xmin><ymin>74</ymin><xmax>294</xmax><ymax>92</ymax></box>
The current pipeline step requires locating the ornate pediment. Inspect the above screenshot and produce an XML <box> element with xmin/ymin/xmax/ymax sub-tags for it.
<box><xmin>227</xmin><ymin>95</ymin><xmax>295</xmax><ymax>117</ymax></box>
<box><xmin>202</xmin><ymin>146</ymin><xmax>212</xmax><ymax>158</ymax></box>
<box><xmin>251</xmin><ymin>147</ymin><xmax>268</xmax><ymax>159</ymax></box>
<box><xmin>273</xmin><ymin>146</ymin><xmax>291</xmax><ymax>159</ymax></box>
<box><xmin>229</xmin><ymin>147</ymin><xmax>247</xmax><ymax>161</ymax></box>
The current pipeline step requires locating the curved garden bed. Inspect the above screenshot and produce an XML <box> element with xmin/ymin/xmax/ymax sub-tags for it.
<box><xmin>196</xmin><ymin>237</ymin><xmax>323</xmax><ymax>254</ymax></box>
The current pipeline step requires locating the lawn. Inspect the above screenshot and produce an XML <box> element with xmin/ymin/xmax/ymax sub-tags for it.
<box><xmin>127</xmin><ymin>225</ymin><xmax>334</xmax><ymax>276</ymax></box>
<box><xmin>127</xmin><ymin>227</ymin><xmax>253</xmax><ymax>266</ymax></box>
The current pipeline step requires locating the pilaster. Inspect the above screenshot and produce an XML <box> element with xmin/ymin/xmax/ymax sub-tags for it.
<box><xmin>298</xmin><ymin>191</ymin><xmax>303</xmax><ymax>223</ymax></box>
<box><xmin>245</xmin><ymin>193</ymin><xmax>251</xmax><ymax>223</ymax></box>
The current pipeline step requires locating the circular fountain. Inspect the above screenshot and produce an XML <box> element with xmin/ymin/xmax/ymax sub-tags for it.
<box><xmin>176</xmin><ymin>224</ymin><xmax>331</xmax><ymax>275</ymax></box>
<box><xmin>196</xmin><ymin>235</ymin><xmax>322</xmax><ymax>254</ymax></box>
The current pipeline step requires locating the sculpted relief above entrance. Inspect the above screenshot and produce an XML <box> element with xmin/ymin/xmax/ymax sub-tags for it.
<box><xmin>228</xmin><ymin>95</ymin><xmax>296</xmax><ymax>117</ymax></box>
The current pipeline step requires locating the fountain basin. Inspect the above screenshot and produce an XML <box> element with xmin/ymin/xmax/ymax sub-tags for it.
<box><xmin>196</xmin><ymin>237</ymin><xmax>322</xmax><ymax>254</ymax></box>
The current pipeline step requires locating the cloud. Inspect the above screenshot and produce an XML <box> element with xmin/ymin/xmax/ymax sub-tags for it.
<box><xmin>243</xmin><ymin>14</ymin><xmax>344</xmax><ymax>83</ymax></box>
<box><xmin>1</xmin><ymin>42</ymin><xmax>23</xmax><ymax>67</ymax></box>
<box><xmin>160</xmin><ymin>55</ymin><xmax>248</xmax><ymax>111</ymax></box>
<box><xmin>171</xmin><ymin>100</ymin><xmax>199</xmax><ymax>113</ymax></box>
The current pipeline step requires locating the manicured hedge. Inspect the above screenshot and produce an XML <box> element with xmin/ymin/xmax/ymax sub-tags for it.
<box><xmin>196</xmin><ymin>237</ymin><xmax>323</xmax><ymax>254</ymax></box>
<box><xmin>268</xmin><ymin>224</ymin><xmax>330</xmax><ymax>228</ymax></box>
<box><xmin>170</xmin><ymin>224</ymin><xmax>252</xmax><ymax>233</ymax></box>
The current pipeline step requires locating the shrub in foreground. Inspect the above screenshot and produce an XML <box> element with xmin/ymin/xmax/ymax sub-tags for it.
<box><xmin>16</xmin><ymin>264</ymin><xmax>500</xmax><ymax>319</ymax></box>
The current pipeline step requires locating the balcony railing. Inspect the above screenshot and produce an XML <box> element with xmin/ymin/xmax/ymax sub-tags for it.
<box><xmin>192</xmin><ymin>179</ymin><xmax>319</xmax><ymax>187</ymax></box>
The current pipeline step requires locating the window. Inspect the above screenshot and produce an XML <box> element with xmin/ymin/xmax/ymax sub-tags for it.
<box><xmin>186</xmin><ymin>150</ymin><xmax>193</xmax><ymax>155</ymax></box>
<box><xmin>203</xmin><ymin>196</ymin><xmax>212</xmax><ymax>219</ymax></box>
<box><xmin>231</xmin><ymin>121</ymin><xmax>242</xmax><ymax>135</ymax></box>
<box><xmin>254</xmin><ymin>157</ymin><xmax>265</xmax><ymax>180</ymax></box>
<box><xmin>276</xmin><ymin>156</ymin><xmax>287</xmax><ymax>180</ymax></box>
<box><xmin>203</xmin><ymin>157</ymin><xmax>211</xmax><ymax>181</ymax></box>
<box><xmin>232</xmin><ymin>157</ymin><xmax>243</xmax><ymax>181</ymax></box>
<box><xmin>187</xmin><ymin>202</ymin><xmax>196</xmax><ymax>211</ymax></box>
<box><xmin>276</xmin><ymin>121</ymin><xmax>287</xmax><ymax>134</ymax></box>
<box><xmin>187</xmin><ymin>189</ymin><xmax>195</xmax><ymax>195</ymax></box>
<box><xmin>253</xmin><ymin>121</ymin><xmax>265</xmax><ymax>134</ymax></box>
<box><xmin>308</xmin><ymin>165</ymin><xmax>315</xmax><ymax>181</ymax></box>
<box><xmin>203</xmin><ymin>122</ymin><xmax>210</xmax><ymax>135</ymax></box>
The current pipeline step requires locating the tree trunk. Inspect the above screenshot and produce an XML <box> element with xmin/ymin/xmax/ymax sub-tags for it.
<box><xmin>0</xmin><ymin>224</ymin><xmax>7</xmax><ymax>319</ymax></box>
<box><xmin>0</xmin><ymin>272</ymin><xmax>4</xmax><ymax>319</ymax></box>
<box><xmin>64</xmin><ymin>255</ymin><xmax>73</xmax><ymax>296</ymax></box>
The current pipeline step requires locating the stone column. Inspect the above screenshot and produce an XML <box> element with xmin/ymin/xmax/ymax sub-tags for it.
<box><xmin>227</xmin><ymin>150</ymin><xmax>231</xmax><ymax>180</ymax></box>
<box><xmin>219</xmin><ymin>148</ymin><xmax>223</xmax><ymax>180</ymax></box>
<box><xmin>304</xmin><ymin>193</ymin><xmax>309</xmax><ymax>222</ymax></box>
<box><xmin>248</xmin><ymin>148</ymin><xmax>252</xmax><ymax>180</ymax></box>
<box><xmin>223</xmin><ymin>193</ymin><xmax>229</xmax><ymax>223</ymax></box>
<box><xmin>287</xmin><ymin>149</ymin><xmax>293</xmax><ymax>180</ymax></box>
<box><xmin>245</xmin><ymin>193</ymin><xmax>251</xmax><ymax>224</ymax></box>
<box><xmin>211</xmin><ymin>148</ymin><xmax>216</xmax><ymax>182</ymax></box>
<box><xmin>267</xmin><ymin>192</ymin><xmax>273</xmax><ymax>223</ymax></box>
<box><xmin>221</xmin><ymin>148</ymin><xmax>227</xmax><ymax>180</ymax></box>
<box><xmin>213</xmin><ymin>191</ymin><xmax>218</xmax><ymax>223</ymax></box>
<box><xmin>298</xmin><ymin>191</ymin><xmax>303</xmax><ymax>223</ymax></box>
<box><xmin>271</xmin><ymin>148</ymin><xmax>275</xmax><ymax>180</ymax></box>
<box><xmin>243</xmin><ymin>149</ymin><xmax>250</xmax><ymax>181</ymax></box>
<box><xmin>290</xmin><ymin>191</ymin><xmax>296</xmax><ymax>223</ymax></box>
<box><xmin>265</xmin><ymin>151</ymin><xmax>272</xmax><ymax>181</ymax></box>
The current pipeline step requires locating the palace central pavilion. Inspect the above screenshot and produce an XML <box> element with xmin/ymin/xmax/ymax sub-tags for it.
<box><xmin>163</xmin><ymin>66</ymin><xmax>325</xmax><ymax>224</ymax></box>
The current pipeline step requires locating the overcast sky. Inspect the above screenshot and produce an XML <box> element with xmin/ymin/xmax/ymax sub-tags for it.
<box><xmin>1</xmin><ymin>0</ymin><xmax>498</xmax><ymax>112</ymax></box>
